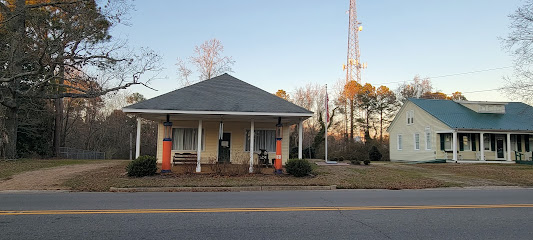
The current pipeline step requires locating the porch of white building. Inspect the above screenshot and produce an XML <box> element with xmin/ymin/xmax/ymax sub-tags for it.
<box><xmin>436</xmin><ymin>131</ymin><xmax>533</xmax><ymax>162</ymax></box>
<box><xmin>133</xmin><ymin>115</ymin><xmax>307</xmax><ymax>173</ymax></box>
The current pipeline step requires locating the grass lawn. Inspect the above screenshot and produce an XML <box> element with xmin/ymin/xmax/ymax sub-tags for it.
<box><xmin>0</xmin><ymin>159</ymin><xmax>107</xmax><ymax>180</ymax></box>
<box><xmin>64</xmin><ymin>160</ymin><xmax>452</xmax><ymax>191</ymax></box>
<box><xmin>415</xmin><ymin>163</ymin><xmax>533</xmax><ymax>186</ymax></box>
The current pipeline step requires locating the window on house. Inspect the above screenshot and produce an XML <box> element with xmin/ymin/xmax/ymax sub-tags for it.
<box><xmin>172</xmin><ymin>128</ymin><xmax>205</xmax><ymax>151</ymax></box>
<box><xmin>527</xmin><ymin>135</ymin><xmax>531</xmax><ymax>152</ymax></box>
<box><xmin>527</xmin><ymin>135</ymin><xmax>532</xmax><ymax>152</ymax></box>
<box><xmin>511</xmin><ymin>135</ymin><xmax>516</xmax><ymax>151</ymax></box>
<box><xmin>406</xmin><ymin>110</ymin><xmax>414</xmax><ymax>125</ymax></box>
<box><xmin>414</xmin><ymin>133</ymin><xmax>420</xmax><ymax>150</ymax></box>
<box><xmin>425</xmin><ymin>127</ymin><xmax>431</xmax><ymax>150</ymax></box>
<box><xmin>441</xmin><ymin>134</ymin><xmax>452</xmax><ymax>151</ymax></box>
<box><xmin>483</xmin><ymin>134</ymin><xmax>490</xmax><ymax>151</ymax></box>
<box><xmin>245</xmin><ymin>129</ymin><xmax>276</xmax><ymax>152</ymax></box>
<box><xmin>462</xmin><ymin>135</ymin><xmax>471</xmax><ymax>151</ymax></box>
<box><xmin>397</xmin><ymin>134</ymin><xmax>403</xmax><ymax>150</ymax></box>
<box><xmin>517</xmin><ymin>135</ymin><xmax>522</xmax><ymax>152</ymax></box>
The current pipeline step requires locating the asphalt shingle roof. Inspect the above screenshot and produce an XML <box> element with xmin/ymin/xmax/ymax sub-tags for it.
<box><xmin>124</xmin><ymin>73</ymin><xmax>313</xmax><ymax>114</ymax></box>
<box><xmin>410</xmin><ymin>98</ymin><xmax>533</xmax><ymax>131</ymax></box>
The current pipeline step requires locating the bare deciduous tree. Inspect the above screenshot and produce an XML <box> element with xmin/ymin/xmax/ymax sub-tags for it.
<box><xmin>502</xmin><ymin>0</ymin><xmax>533</xmax><ymax>103</ymax></box>
<box><xmin>396</xmin><ymin>75</ymin><xmax>433</xmax><ymax>102</ymax></box>
<box><xmin>176</xmin><ymin>38</ymin><xmax>234</xmax><ymax>86</ymax></box>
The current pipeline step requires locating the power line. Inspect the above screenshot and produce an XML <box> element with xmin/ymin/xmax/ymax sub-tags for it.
<box><xmin>374</xmin><ymin>66</ymin><xmax>513</xmax><ymax>86</ymax></box>
<box><xmin>459</xmin><ymin>87</ymin><xmax>503</xmax><ymax>94</ymax></box>
<box><xmin>457</xmin><ymin>83</ymin><xmax>533</xmax><ymax>95</ymax></box>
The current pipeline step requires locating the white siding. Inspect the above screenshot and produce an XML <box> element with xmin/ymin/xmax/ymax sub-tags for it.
<box><xmin>388</xmin><ymin>101</ymin><xmax>451</xmax><ymax>162</ymax></box>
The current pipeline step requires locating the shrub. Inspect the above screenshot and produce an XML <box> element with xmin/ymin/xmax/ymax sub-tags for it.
<box><xmin>126</xmin><ymin>155</ymin><xmax>157</xmax><ymax>177</ymax></box>
<box><xmin>368</xmin><ymin>146</ymin><xmax>382</xmax><ymax>165</ymax></box>
<box><xmin>285</xmin><ymin>159</ymin><xmax>312</xmax><ymax>177</ymax></box>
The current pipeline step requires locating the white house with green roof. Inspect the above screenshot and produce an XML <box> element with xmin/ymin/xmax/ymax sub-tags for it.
<box><xmin>388</xmin><ymin>98</ymin><xmax>533</xmax><ymax>163</ymax></box>
<box><xmin>122</xmin><ymin>74</ymin><xmax>313</xmax><ymax>172</ymax></box>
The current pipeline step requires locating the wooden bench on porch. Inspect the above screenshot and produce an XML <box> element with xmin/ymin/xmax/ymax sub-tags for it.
<box><xmin>172</xmin><ymin>152</ymin><xmax>197</xmax><ymax>165</ymax></box>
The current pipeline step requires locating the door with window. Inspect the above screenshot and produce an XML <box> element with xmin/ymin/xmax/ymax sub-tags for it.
<box><xmin>496</xmin><ymin>137</ymin><xmax>505</xmax><ymax>160</ymax></box>
<box><xmin>218</xmin><ymin>133</ymin><xmax>231</xmax><ymax>163</ymax></box>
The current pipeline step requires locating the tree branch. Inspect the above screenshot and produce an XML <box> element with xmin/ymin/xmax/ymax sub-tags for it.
<box><xmin>25</xmin><ymin>0</ymin><xmax>85</xmax><ymax>9</ymax></box>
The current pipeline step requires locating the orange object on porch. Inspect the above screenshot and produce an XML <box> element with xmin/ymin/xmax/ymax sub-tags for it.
<box><xmin>162</xmin><ymin>140</ymin><xmax>172</xmax><ymax>172</ymax></box>
<box><xmin>275</xmin><ymin>139</ymin><xmax>282</xmax><ymax>172</ymax></box>
<box><xmin>162</xmin><ymin>117</ymin><xmax>172</xmax><ymax>173</ymax></box>
<box><xmin>275</xmin><ymin>117</ymin><xmax>283</xmax><ymax>174</ymax></box>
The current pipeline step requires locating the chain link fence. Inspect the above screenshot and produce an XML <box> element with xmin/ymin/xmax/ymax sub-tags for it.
<box><xmin>59</xmin><ymin>147</ymin><xmax>106</xmax><ymax>160</ymax></box>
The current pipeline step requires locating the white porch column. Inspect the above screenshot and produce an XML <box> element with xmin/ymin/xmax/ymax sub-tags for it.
<box><xmin>298</xmin><ymin>119</ymin><xmax>303</xmax><ymax>159</ymax></box>
<box><xmin>249</xmin><ymin>120</ymin><xmax>255</xmax><ymax>173</ymax></box>
<box><xmin>135</xmin><ymin>118</ymin><xmax>141</xmax><ymax>159</ymax></box>
<box><xmin>196</xmin><ymin>120</ymin><xmax>202</xmax><ymax>172</ymax></box>
<box><xmin>452</xmin><ymin>131</ymin><xmax>458</xmax><ymax>161</ymax></box>
<box><xmin>507</xmin><ymin>133</ymin><xmax>512</xmax><ymax>161</ymax></box>
<box><xmin>480</xmin><ymin>132</ymin><xmax>485</xmax><ymax>161</ymax></box>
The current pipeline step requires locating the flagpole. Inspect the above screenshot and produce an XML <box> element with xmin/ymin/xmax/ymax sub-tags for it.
<box><xmin>325</xmin><ymin>84</ymin><xmax>328</xmax><ymax>163</ymax></box>
<box><xmin>325</xmin><ymin>84</ymin><xmax>336</xmax><ymax>164</ymax></box>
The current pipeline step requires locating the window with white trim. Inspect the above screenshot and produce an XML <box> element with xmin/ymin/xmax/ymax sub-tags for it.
<box><xmin>414</xmin><ymin>133</ymin><xmax>420</xmax><ymax>150</ymax></box>
<box><xmin>483</xmin><ymin>134</ymin><xmax>490</xmax><ymax>151</ymax></box>
<box><xmin>397</xmin><ymin>134</ymin><xmax>403</xmax><ymax>150</ymax></box>
<box><xmin>245</xmin><ymin>129</ymin><xmax>276</xmax><ymax>152</ymax></box>
<box><xmin>511</xmin><ymin>135</ymin><xmax>517</xmax><ymax>151</ymax></box>
<box><xmin>462</xmin><ymin>135</ymin><xmax>471</xmax><ymax>151</ymax></box>
<box><xmin>425</xmin><ymin>127</ymin><xmax>431</xmax><ymax>150</ymax></box>
<box><xmin>444</xmin><ymin>134</ymin><xmax>452</xmax><ymax>151</ymax></box>
<box><xmin>172</xmin><ymin>128</ymin><xmax>205</xmax><ymax>151</ymax></box>
<box><xmin>406</xmin><ymin>110</ymin><xmax>414</xmax><ymax>125</ymax></box>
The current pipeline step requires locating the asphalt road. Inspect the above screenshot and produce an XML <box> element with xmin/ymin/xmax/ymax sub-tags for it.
<box><xmin>1</xmin><ymin>188</ymin><xmax>533</xmax><ymax>239</ymax></box>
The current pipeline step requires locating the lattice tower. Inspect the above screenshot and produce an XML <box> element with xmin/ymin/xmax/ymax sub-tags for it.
<box><xmin>344</xmin><ymin>0</ymin><xmax>366</xmax><ymax>83</ymax></box>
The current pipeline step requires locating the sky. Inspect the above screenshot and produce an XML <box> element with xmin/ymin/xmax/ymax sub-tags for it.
<box><xmin>112</xmin><ymin>0</ymin><xmax>524</xmax><ymax>102</ymax></box>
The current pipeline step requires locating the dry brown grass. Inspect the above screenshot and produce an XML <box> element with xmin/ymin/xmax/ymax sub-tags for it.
<box><xmin>415</xmin><ymin>163</ymin><xmax>533</xmax><ymax>186</ymax></box>
<box><xmin>64</xmin><ymin>160</ymin><xmax>451</xmax><ymax>191</ymax></box>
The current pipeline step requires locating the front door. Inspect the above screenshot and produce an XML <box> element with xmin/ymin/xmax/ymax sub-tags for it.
<box><xmin>218</xmin><ymin>133</ymin><xmax>231</xmax><ymax>163</ymax></box>
<box><xmin>496</xmin><ymin>137</ymin><xmax>505</xmax><ymax>159</ymax></box>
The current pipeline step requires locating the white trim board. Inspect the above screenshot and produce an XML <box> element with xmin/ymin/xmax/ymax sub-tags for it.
<box><xmin>123</xmin><ymin>108</ymin><xmax>314</xmax><ymax>117</ymax></box>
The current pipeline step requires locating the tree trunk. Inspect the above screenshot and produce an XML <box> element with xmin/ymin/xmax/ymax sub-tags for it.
<box><xmin>53</xmin><ymin>98</ymin><xmax>64</xmax><ymax>157</ymax></box>
<box><xmin>61</xmin><ymin>99</ymin><xmax>71</xmax><ymax>147</ymax></box>
<box><xmin>344</xmin><ymin>102</ymin><xmax>348</xmax><ymax>142</ymax></box>
<box><xmin>349</xmin><ymin>99</ymin><xmax>354</xmax><ymax>140</ymax></box>
<box><xmin>380</xmin><ymin>110</ymin><xmax>383</xmax><ymax>142</ymax></box>
<box><xmin>1</xmin><ymin>0</ymin><xmax>27</xmax><ymax>159</ymax></box>
<box><xmin>53</xmin><ymin>49</ymin><xmax>65</xmax><ymax>157</ymax></box>
<box><xmin>3</xmin><ymin>106</ymin><xmax>18</xmax><ymax>159</ymax></box>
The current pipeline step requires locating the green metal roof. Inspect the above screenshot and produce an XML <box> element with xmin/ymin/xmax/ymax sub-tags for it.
<box><xmin>409</xmin><ymin>98</ymin><xmax>533</xmax><ymax>132</ymax></box>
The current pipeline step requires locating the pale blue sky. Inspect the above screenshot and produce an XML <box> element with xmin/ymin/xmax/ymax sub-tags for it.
<box><xmin>115</xmin><ymin>0</ymin><xmax>523</xmax><ymax>101</ymax></box>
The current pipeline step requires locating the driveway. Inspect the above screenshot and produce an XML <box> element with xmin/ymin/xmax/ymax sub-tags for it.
<box><xmin>0</xmin><ymin>161</ymin><xmax>122</xmax><ymax>191</ymax></box>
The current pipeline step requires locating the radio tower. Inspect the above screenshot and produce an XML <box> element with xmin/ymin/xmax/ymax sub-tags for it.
<box><xmin>344</xmin><ymin>0</ymin><xmax>366</xmax><ymax>83</ymax></box>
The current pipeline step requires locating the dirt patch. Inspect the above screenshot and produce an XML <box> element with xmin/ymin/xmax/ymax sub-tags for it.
<box><xmin>0</xmin><ymin>161</ymin><xmax>124</xmax><ymax>190</ymax></box>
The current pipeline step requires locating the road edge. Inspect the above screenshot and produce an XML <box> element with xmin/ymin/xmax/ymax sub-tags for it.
<box><xmin>109</xmin><ymin>185</ymin><xmax>337</xmax><ymax>192</ymax></box>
